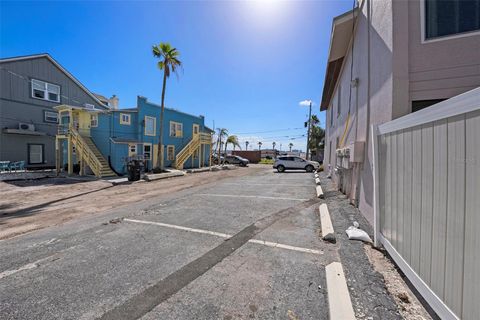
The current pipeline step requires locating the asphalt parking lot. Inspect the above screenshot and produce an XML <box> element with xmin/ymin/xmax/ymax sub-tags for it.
<box><xmin>0</xmin><ymin>167</ymin><xmax>401</xmax><ymax>320</ymax></box>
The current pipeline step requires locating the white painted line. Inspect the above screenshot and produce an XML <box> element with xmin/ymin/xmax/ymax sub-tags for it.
<box><xmin>195</xmin><ymin>194</ymin><xmax>309</xmax><ymax>201</ymax></box>
<box><xmin>249</xmin><ymin>239</ymin><xmax>323</xmax><ymax>255</ymax></box>
<box><xmin>124</xmin><ymin>219</ymin><xmax>231</xmax><ymax>238</ymax></box>
<box><xmin>316</xmin><ymin>185</ymin><xmax>324</xmax><ymax>198</ymax></box>
<box><xmin>319</xmin><ymin>204</ymin><xmax>335</xmax><ymax>240</ymax></box>
<box><xmin>0</xmin><ymin>262</ymin><xmax>38</xmax><ymax>280</ymax></box>
<box><xmin>326</xmin><ymin>261</ymin><xmax>356</xmax><ymax>320</ymax></box>
<box><xmin>0</xmin><ymin>245</ymin><xmax>78</xmax><ymax>281</ymax></box>
<box><xmin>221</xmin><ymin>183</ymin><xmax>313</xmax><ymax>187</ymax></box>
<box><xmin>124</xmin><ymin>219</ymin><xmax>322</xmax><ymax>255</ymax></box>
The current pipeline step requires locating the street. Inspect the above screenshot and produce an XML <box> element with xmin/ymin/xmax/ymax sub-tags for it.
<box><xmin>1</xmin><ymin>167</ymin><xmax>403</xmax><ymax>320</ymax></box>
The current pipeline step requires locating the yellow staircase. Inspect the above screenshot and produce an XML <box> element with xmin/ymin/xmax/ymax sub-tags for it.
<box><xmin>70</xmin><ymin>128</ymin><xmax>116</xmax><ymax>178</ymax></box>
<box><xmin>175</xmin><ymin>135</ymin><xmax>201</xmax><ymax>170</ymax></box>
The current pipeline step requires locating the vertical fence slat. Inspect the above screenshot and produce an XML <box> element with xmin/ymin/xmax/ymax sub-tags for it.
<box><xmin>411</xmin><ymin>126</ymin><xmax>422</xmax><ymax>273</ymax></box>
<box><xmin>403</xmin><ymin>129</ymin><xmax>413</xmax><ymax>264</ymax></box>
<box><xmin>391</xmin><ymin>133</ymin><xmax>398</xmax><ymax>248</ymax></box>
<box><xmin>397</xmin><ymin>131</ymin><xmax>405</xmax><ymax>256</ymax></box>
<box><xmin>431</xmin><ymin>119</ymin><xmax>448</xmax><ymax>299</ymax></box>
<box><xmin>419</xmin><ymin>123</ymin><xmax>434</xmax><ymax>284</ymax></box>
<box><xmin>444</xmin><ymin>114</ymin><xmax>466</xmax><ymax>315</ymax></box>
<box><xmin>384</xmin><ymin>134</ymin><xmax>392</xmax><ymax>240</ymax></box>
<box><xmin>462</xmin><ymin>110</ymin><xmax>480</xmax><ymax>319</ymax></box>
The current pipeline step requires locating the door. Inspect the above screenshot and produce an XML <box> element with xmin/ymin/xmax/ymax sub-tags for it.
<box><xmin>193</xmin><ymin>124</ymin><xmax>199</xmax><ymax>139</ymax></box>
<box><xmin>128</xmin><ymin>144</ymin><xmax>137</xmax><ymax>157</ymax></box>
<box><xmin>294</xmin><ymin>157</ymin><xmax>306</xmax><ymax>169</ymax></box>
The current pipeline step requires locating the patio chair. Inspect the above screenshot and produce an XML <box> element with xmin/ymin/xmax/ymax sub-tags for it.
<box><xmin>0</xmin><ymin>161</ymin><xmax>10</xmax><ymax>172</ymax></box>
<box><xmin>10</xmin><ymin>161</ymin><xmax>25</xmax><ymax>172</ymax></box>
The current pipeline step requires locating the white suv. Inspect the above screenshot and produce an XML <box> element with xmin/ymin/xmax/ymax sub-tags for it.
<box><xmin>273</xmin><ymin>156</ymin><xmax>320</xmax><ymax>173</ymax></box>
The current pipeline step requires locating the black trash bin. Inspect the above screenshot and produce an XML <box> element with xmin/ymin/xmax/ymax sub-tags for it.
<box><xmin>127</xmin><ymin>159</ymin><xmax>144</xmax><ymax>181</ymax></box>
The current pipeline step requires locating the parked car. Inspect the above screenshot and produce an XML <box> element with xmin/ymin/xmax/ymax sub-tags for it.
<box><xmin>212</xmin><ymin>154</ymin><xmax>225</xmax><ymax>165</ymax></box>
<box><xmin>224</xmin><ymin>155</ymin><xmax>249</xmax><ymax>167</ymax></box>
<box><xmin>273</xmin><ymin>156</ymin><xmax>319</xmax><ymax>173</ymax></box>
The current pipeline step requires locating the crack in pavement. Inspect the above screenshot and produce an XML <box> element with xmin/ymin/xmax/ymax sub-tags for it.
<box><xmin>97</xmin><ymin>197</ymin><xmax>320</xmax><ymax>320</ymax></box>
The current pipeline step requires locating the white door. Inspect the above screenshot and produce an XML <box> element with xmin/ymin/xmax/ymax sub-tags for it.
<box><xmin>128</xmin><ymin>144</ymin><xmax>137</xmax><ymax>157</ymax></box>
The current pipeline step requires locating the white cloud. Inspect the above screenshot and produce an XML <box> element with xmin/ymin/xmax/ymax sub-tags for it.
<box><xmin>299</xmin><ymin>100</ymin><xmax>315</xmax><ymax>107</ymax></box>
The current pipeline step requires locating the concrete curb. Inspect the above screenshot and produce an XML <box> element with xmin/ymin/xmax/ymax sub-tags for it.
<box><xmin>316</xmin><ymin>185</ymin><xmax>324</xmax><ymax>198</ymax></box>
<box><xmin>315</xmin><ymin>177</ymin><xmax>321</xmax><ymax>185</ymax></box>
<box><xmin>144</xmin><ymin>171</ymin><xmax>186</xmax><ymax>181</ymax></box>
<box><xmin>319</xmin><ymin>204</ymin><xmax>336</xmax><ymax>243</ymax></box>
<box><xmin>326</xmin><ymin>262</ymin><xmax>356</xmax><ymax>320</ymax></box>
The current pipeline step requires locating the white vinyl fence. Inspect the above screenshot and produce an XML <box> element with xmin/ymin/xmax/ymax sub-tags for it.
<box><xmin>372</xmin><ymin>87</ymin><xmax>480</xmax><ymax>320</ymax></box>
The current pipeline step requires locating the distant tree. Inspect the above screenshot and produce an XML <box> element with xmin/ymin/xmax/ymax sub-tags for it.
<box><xmin>258</xmin><ymin>141</ymin><xmax>262</xmax><ymax>150</ymax></box>
<box><xmin>152</xmin><ymin>42</ymin><xmax>182</xmax><ymax>171</ymax></box>
<box><xmin>307</xmin><ymin>114</ymin><xmax>325</xmax><ymax>159</ymax></box>
<box><xmin>289</xmin><ymin>142</ymin><xmax>293</xmax><ymax>152</ymax></box>
<box><xmin>216</xmin><ymin>128</ymin><xmax>228</xmax><ymax>161</ymax></box>
<box><xmin>245</xmin><ymin>141</ymin><xmax>249</xmax><ymax>150</ymax></box>
<box><xmin>272</xmin><ymin>142</ymin><xmax>276</xmax><ymax>150</ymax></box>
<box><xmin>224</xmin><ymin>135</ymin><xmax>240</xmax><ymax>164</ymax></box>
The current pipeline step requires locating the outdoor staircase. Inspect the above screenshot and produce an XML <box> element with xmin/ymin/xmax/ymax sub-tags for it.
<box><xmin>70</xmin><ymin>128</ymin><xmax>116</xmax><ymax>178</ymax></box>
<box><xmin>174</xmin><ymin>135</ymin><xmax>201</xmax><ymax>170</ymax></box>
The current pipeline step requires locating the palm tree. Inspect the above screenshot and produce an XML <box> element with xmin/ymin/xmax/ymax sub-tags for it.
<box><xmin>224</xmin><ymin>135</ymin><xmax>240</xmax><ymax>164</ymax></box>
<box><xmin>245</xmin><ymin>141</ymin><xmax>249</xmax><ymax>150</ymax></box>
<box><xmin>272</xmin><ymin>142</ymin><xmax>276</xmax><ymax>150</ymax></box>
<box><xmin>152</xmin><ymin>42</ymin><xmax>182</xmax><ymax>171</ymax></box>
<box><xmin>289</xmin><ymin>142</ymin><xmax>293</xmax><ymax>152</ymax></box>
<box><xmin>216</xmin><ymin>128</ymin><xmax>228</xmax><ymax>163</ymax></box>
<box><xmin>258</xmin><ymin>141</ymin><xmax>262</xmax><ymax>150</ymax></box>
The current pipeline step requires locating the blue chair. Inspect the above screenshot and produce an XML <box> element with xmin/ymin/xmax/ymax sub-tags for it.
<box><xmin>16</xmin><ymin>161</ymin><xmax>25</xmax><ymax>171</ymax></box>
<box><xmin>0</xmin><ymin>161</ymin><xmax>10</xmax><ymax>172</ymax></box>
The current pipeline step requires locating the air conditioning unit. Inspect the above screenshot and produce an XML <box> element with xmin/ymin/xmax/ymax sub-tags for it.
<box><xmin>18</xmin><ymin>122</ymin><xmax>35</xmax><ymax>131</ymax></box>
<box><xmin>84</xmin><ymin>103</ymin><xmax>95</xmax><ymax>109</ymax></box>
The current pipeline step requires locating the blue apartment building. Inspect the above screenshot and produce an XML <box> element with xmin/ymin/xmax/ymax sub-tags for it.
<box><xmin>55</xmin><ymin>96</ymin><xmax>213</xmax><ymax>177</ymax></box>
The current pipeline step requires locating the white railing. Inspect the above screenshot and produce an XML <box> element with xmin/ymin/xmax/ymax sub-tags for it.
<box><xmin>372</xmin><ymin>87</ymin><xmax>480</xmax><ymax>320</ymax></box>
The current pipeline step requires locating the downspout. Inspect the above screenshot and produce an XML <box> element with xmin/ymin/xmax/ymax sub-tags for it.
<box><xmin>356</xmin><ymin>0</ymin><xmax>372</xmax><ymax>205</ymax></box>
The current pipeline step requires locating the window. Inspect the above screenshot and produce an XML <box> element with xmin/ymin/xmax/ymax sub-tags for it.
<box><xmin>193</xmin><ymin>124</ymin><xmax>199</xmax><ymax>135</ymax></box>
<box><xmin>44</xmin><ymin>111</ymin><xmax>58</xmax><ymax>123</ymax></box>
<box><xmin>120</xmin><ymin>113</ymin><xmax>131</xmax><ymax>125</ymax></box>
<box><xmin>412</xmin><ymin>99</ymin><xmax>445</xmax><ymax>113</ymax></box>
<box><xmin>90</xmin><ymin>114</ymin><xmax>98</xmax><ymax>127</ymax></box>
<box><xmin>425</xmin><ymin>0</ymin><xmax>480</xmax><ymax>39</ymax></box>
<box><xmin>31</xmin><ymin>79</ymin><xmax>60</xmax><ymax>102</ymax></box>
<box><xmin>169</xmin><ymin>121</ymin><xmax>183</xmax><ymax>137</ymax></box>
<box><xmin>28</xmin><ymin>144</ymin><xmax>44</xmax><ymax>164</ymax></box>
<box><xmin>144</xmin><ymin>116</ymin><xmax>156</xmax><ymax>136</ymax></box>
<box><xmin>130</xmin><ymin>145</ymin><xmax>137</xmax><ymax>153</ymax></box>
<box><xmin>143</xmin><ymin>144</ymin><xmax>152</xmax><ymax>160</ymax></box>
<box><xmin>337</xmin><ymin>86</ymin><xmax>341</xmax><ymax>117</ymax></box>
<box><xmin>167</xmin><ymin>145</ymin><xmax>175</xmax><ymax>161</ymax></box>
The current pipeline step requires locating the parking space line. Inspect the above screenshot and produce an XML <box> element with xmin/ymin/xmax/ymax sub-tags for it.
<box><xmin>124</xmin><ymin>218</ymin><xmax>322</xmax><ymax>255</ymax></box>
<box><xmin>221</xmin><ymin>183</ymin><xmax>313</xmax><ymax>187</ymax></box>
<box><xmin>124</xmin><ymin>218</ymin><xmax>231</xmax><ymax>238</ymax></box>
<box><xmin>249</xmin><ymin>239</ymin><xmax>323</xmax><ymax>255</ymax></box>
<box><xmin>194</xmin><ymin>194</ymin><xmax>309</xmax><ymax>201</ymax></box>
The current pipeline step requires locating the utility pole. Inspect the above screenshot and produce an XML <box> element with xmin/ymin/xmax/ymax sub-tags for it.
<box><xmin>306</xmin><ymin>100</ymin><xmax>312</xmax><ymax>160</ymax></box>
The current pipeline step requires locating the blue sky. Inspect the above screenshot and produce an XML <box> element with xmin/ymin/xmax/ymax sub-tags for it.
<box><xmin>0</xmin><ymin>0</ymin><xmax>352</xmax><ymax>151</ymax></box>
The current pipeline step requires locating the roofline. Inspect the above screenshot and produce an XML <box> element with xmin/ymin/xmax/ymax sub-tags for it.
<box><xmin>0</xmin><ymin>53</ymin><xmax>109</xmax><ymax>109</ymax></box>
<box><xmin>137</xmin><ymin>96</ymin><xmax>206</xmax><ymax>121</ymax></box>
<box><xmin>320</xmin><ymin>7</ymin><xmax>359</xmax><ymax>111</ymax></box>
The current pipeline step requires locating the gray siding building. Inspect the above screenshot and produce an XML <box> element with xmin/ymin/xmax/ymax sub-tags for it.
<box><xmin>0</xmin><ymin>54</ymin><xmax>108</xmax><ymax>168</ymax></box>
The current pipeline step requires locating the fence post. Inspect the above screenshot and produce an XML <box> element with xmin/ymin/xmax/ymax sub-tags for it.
<box><xmin>371</xmin><ymin>124</ymin><xmax>381</xmax><ymax>247</ymax></box>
